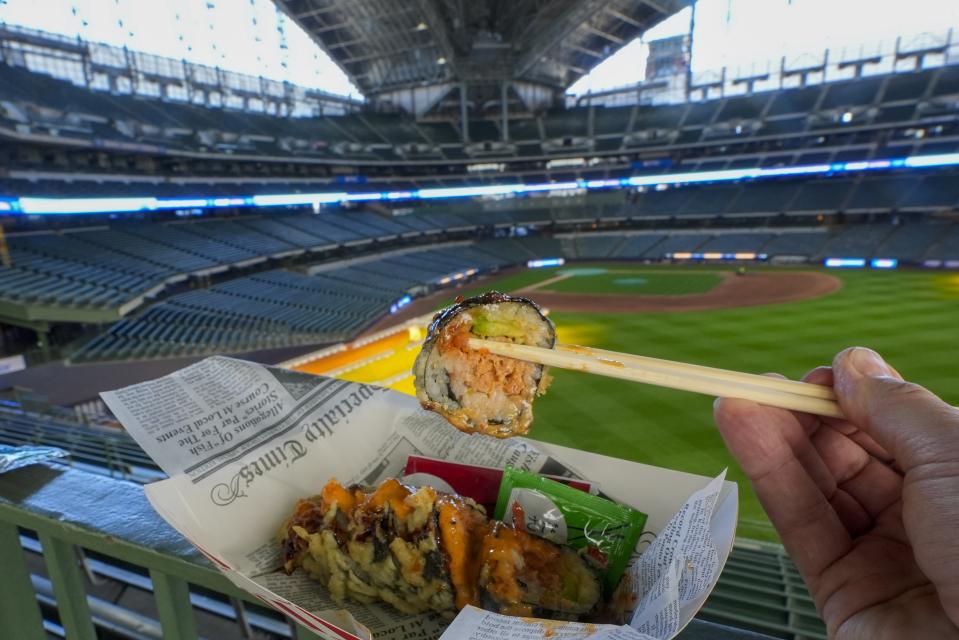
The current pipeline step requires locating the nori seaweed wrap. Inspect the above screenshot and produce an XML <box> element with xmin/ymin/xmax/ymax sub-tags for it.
<box><xmin>413</xmin><ymin>292</ymin><xmax>556</xmax><ymax>438</ymax></box>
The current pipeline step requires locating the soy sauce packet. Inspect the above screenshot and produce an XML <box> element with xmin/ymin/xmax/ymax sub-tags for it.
<box><xmin>494</xmin><ymin>466</ymin><xmax>647</xmax><ymax>592</ymax></box>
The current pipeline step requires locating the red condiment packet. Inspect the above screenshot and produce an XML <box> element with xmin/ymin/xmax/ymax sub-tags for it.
<box><xmin>402</xmin><ymin>456</ymin><xmax>596</xmax><ymax>513</ymax></box>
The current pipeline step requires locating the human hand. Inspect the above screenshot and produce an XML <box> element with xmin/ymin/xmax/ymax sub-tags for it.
<box><xmin>713</xmin><ymin>347</ymin><xmax>959</xmax><ymax>639</ymax></box>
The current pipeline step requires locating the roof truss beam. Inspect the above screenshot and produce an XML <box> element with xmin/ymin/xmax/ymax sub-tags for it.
<box><xmin>515</xmin><ymin>0</ymin><xmax>619</xmax><ymax>78</ymax></box>
<box><xmin>413</xmin><ymin>0</ymin><xmax>460</xmax><ymax>75</ymax></box>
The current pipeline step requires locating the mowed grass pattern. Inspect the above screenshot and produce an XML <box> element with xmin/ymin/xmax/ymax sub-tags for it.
<box><xmin>444</xmin><ymin>266</ymin><xmax>959</xmax><ymax>540</ymax></box>
<box><xmin>543</xmin><ymin>269</ymin><xmax>723</xmax><ymax>295</ymax></box>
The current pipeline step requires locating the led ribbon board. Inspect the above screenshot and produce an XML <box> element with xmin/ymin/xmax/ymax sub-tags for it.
<box><xmin>7</xmin><ymin>152</ymin><xmax>959</xmax><ymax>216</ymax></box>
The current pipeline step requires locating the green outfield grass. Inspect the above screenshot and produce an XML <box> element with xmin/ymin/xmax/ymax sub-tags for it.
<box><xmin>448</xmin><ymin>265</ymin><xmax>959</xmax><ymax>541</ymax></box>
<box><xmin>542</xmin><ymin>268</ymin><xmax>723</xmax><ymax>295</ymax></box>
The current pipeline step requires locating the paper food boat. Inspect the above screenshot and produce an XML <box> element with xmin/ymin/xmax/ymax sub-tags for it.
<box><xmin>102</xmin><ymin>356</ymin><xmax>737</xmax><ymax>640</ymax></box>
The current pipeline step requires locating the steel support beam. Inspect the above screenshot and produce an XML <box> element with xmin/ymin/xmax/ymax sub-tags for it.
<box><xmin>580</xmin><ymin>23</ymin><xmax>624</xmax><ymax>44</ymax></box>
<box><xmin>514</xmin><ymin>0</ymin><xmax>618</xmax><ymax>77</ymax></box>
<box><xmin>501</xmin><ymin>80</ymin><xmax>510</xmax><ymax>141</ymax></box>
<box><xmin>460</xmin><ymin>83</ymin><xmax>469</xmax><ymax>143</ymax></box>
<box><xmin>413</xmin><ymin>0</ymin><xmax>460</xmax><ymax>76</ymax></box>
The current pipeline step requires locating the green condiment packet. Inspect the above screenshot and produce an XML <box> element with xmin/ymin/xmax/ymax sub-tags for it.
<box><xmin>495</xmin><ymin>466</ymin><xmax>647</xmax><ymax>593</ymax></box>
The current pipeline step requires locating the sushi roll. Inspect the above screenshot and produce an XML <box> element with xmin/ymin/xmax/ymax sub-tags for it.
<box><xmin>279</xmin><ymin>478</ymin><xmax>602</xmax><ymax>621</ymax></box>
<box><xmin>413</xmin><ymin>292</ymin><xmax>555</xmax><ymax>438</ymax></box>
<box><xmin>280</xmin><ymin>478</ymin><xmax>488</xmax><ymax>617</ymax></box>
<box><xmin>479</xmin><ymin>521</ymin><xmax>602</xmax><ymax>620</ymax></box>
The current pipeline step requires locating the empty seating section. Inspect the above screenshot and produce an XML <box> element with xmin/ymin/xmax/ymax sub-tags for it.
<box><xmin>611</xmin><ymin>235</ymin><xmax>668</xmax><ymax>258</ymax></box>
<box><xmin>283</xmin><ymin>216</ymin><xmax>361</xmax><ymax>243</ymax></box>
<box><xmin>699</xmin><ymin>234</ymin><xmax>772</xmax><ymax>253</ymax></box>
<box><xmin>847</xmin><ymin>177</ymin><xmax>920</xmax><ymax>210</ymax></box>
<box><xmin>899</xmin><ymin>175</ymin><xmax>959</xmax><ymax>209</ymax></box>
<box><xmin>180</xmin><ymin>221</ymin><xmax>297</xmax><ymax>256</ymax></box>
<box><xmin>3</xmin><ymin>61</ymin><xmax>959</xmax><ymax>169</ymax></box>
<box><xmin>78</xmin><ymin>228</ymin><xmax>218</xmax><ymax>273</ymax></box>
<box><xmin>594</xmin><ymin>107</ymin><xmax>633</xmax><ymax>135</ymax></box>
<box><xmin>648</xmin><ymin>234</ymin><xmax>711</xmax><ymax>257</ymax></box>
<box><xmin>70</xmin><ymin>242</ymin><xmax>527</xmax><ymax>361</ymax></box>
<box><xmin>876</xmin><ymin>223</ymin><xmax>949</xmax><ymax>261</ymax></box>
<box><xmin>543</xmin><ymin>109</ymin><xmax>588</xmax><ymax>138</ymax></box>
<box><xmin>0</xmin><ymin>211</ymin><xmax>495</xmax><ymax>312</ymax></box>
<box><xmin>122</xmin><ymin>223</ymin><xmax>257</xmax><ymax>263</ymax></box>
<box><xmin>634</xmin><ymin>189</ymin><xmax>695</xmax><ymax>217</ymax></box>
<box><xmin>767</xmin><ymin>87</ymin><xmax>821</xmax><ymax>116</ymax></box>
<box><xmin>883</xmin><ymin>71</ymin><xmax>933</xmax><ymax>102</ymax></box>
<box><xmin>717</xmin><ymin>95</ymin><xmax>768</xmax><ymax>121</ymax></box>
<box><xmin>790</xmin><ymin>180</ymin><xmax>854</xmax><ymax>212</ymax></box>
<box><xmin>682</xmin><ymin>186</ymin><xmax>740</xmax><ymax>216</ymax></box>
<box><xmin>819</xmin><ymin>226</ymin><xmax>894</xmax><ymax>258</ymax></box>
<box><xmin>573</xmin><ymin>235</ymin><xmax>622</xmax><ymax>259</ymax></box>
<box><xmin>925</xmin><ymin>225</ymin><xmax>959</xmax><ymax>260</ymax></box>
<box><xmin>238</xmin><ymin>218</ymin><xmax>333</xmax><ymax>248</ymax></box>
<box><xmin>820</xmin><ymin>78</ymin><xmax>883</xmax><ymax>109</ymax></box>
<box><xmin>728</xmin><ymin>183</ymin><xmax>800</xmax><ymax>213</ymax></box>
<box><xmin>761</xmin><ymin>232</ymin><xmax>829</xmax><ymax>256</ymax></box>
<box><xmin>0</xmin><ymin>232</ymin><xmax>177</xmax><ymax>308</ymax></box>
<box><xmin>931</xmin><ymin>65</ymin><xmax>959</xmax><ymax>97</ymax></box>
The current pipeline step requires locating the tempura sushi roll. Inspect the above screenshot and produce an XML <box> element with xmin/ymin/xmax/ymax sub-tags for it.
<box><xmin>413</xmin><ymin>292</ymin><xmax>555</xmax><ymax>438</ymax></box>
<box><xmin>280</xmin><ymin>478</ymin><xmax>488</xmax><ymax>617</ymax></box>
<box><xmin>479</xmin><ymin>521</ymin><xmax>602</xmax><ymax>620</ymax></box>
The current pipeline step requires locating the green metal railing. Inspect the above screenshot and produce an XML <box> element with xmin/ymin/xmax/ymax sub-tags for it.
<box><xmin>0</xmin><ymin>461</ymin><xmax>780</xmax><ymax>640</ymax></box>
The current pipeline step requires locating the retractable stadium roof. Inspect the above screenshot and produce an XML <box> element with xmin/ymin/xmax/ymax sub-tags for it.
<box><xmin>273</xmin><ymin>0</ymin><xmax>689</xmax><ymax>109</ymax></box>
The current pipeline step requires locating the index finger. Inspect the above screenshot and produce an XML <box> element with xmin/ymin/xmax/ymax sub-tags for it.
<box><xmin>714</xmin><ymin>395</ymin><xmax>851</xmax><ymax>590</ymax></box>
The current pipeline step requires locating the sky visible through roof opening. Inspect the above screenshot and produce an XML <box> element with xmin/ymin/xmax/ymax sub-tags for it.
<box><xmin>568</xmin><ymin>0</ymin><xmax>959</xmax><ymax>96</ymax></box>
<box><xmin>0</xmin><ymin>0</ymin><xmax>362</xmax><ymax>99</ymax></box>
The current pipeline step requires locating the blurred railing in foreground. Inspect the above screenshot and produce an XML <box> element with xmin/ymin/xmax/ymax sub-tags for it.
<box><xmin>0</xmin><ymin>409</ymin><xmax>825</xmax><ymax>639</ymax></box>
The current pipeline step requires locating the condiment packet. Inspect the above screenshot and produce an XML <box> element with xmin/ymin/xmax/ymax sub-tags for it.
<box><xmin>402</xmin><ymin>456</ymin><xmax>596</xmax><ymax>513</ymax></box>
<box><xmin>495</xmin><ymin>466</ymin><xmax>647</xmax><ymax>592</ymax></box>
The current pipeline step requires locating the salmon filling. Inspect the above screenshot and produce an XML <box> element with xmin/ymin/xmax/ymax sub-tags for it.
<box><xmin>414</xmin><ymin>293</ymin><xmax>555</xmax><ymax>438</ymax></box>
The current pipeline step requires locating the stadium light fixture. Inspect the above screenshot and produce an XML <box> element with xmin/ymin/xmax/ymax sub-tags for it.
<box><xmin>418</xmin><ymin>184</ymin><xmax>522</xmax><ymax>199</ymax></box>
<box><xmin>824</xmin><ymin>258</ymin><xmax>867</xmax><ymax>268</ymax></box>
<box><xmin>6</xmin><ymin>151</ymin><xmax>959</xmax><ymax>216</ymax></box>
<box><xmin>841</xmin><ymin>112</ymin><xmax>854</xmax><ymax>124</ymax></box>
<box><xmin>527</xmin><ymin>258</ymin><xmax>565</xmax><ymax>268</ymax></box>
<box><xmin>18</xmin><ymin>196</ymin><xmax>159</xmax><ymax>215</ymax></box>
<box><xmin>904</xmin><ymin>153</ymin><xmax>959</xmax><ymax>168</ymax></box>
<box><xmin>155</xmin><ymin>198</ymin><xmax>213</xmax><ymax>209</ymax></box>
<box><xmin>390</xmin><ymin>295</ymin><xmax>413</xmax><ymax>314</ymax></box>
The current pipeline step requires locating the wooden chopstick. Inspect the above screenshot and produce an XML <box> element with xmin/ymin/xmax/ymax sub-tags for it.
<box><xmin>555</xmin><ymin>343</ymin><xmax>836</xmax><ymax>400</ymax></box>
<box><xmin>467</xmin><ymin>338</ymin><xmax>845</xmax><ymax>419</ymax></box>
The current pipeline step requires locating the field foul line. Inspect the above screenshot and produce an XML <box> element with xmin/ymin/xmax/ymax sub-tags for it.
<box><xmin>518</xmin><ymin>273</ymin><xmax>573</xmax><ymax>293</ymax></box>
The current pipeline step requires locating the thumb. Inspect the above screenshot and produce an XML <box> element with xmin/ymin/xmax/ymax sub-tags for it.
<box><xmin>833</xmin><ymin>347</ymin><xmax>959</xmax><ymax>471</ymax></box>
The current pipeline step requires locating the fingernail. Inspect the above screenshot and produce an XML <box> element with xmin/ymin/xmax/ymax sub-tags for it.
<box><xmin>846</xmin><ymin>348</ymin><xmax>893</xmax><ymax>378</ymax></box>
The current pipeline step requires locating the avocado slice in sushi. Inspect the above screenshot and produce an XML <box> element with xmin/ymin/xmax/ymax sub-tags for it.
<box><xmin>413</xmin><ymin>292</ymin><xmax>555</xmax><ymax>438</ymax></box>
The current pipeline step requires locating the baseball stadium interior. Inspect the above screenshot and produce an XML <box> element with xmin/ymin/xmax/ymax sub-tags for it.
<box><xmin>1</xmin><ymin>0</ymin><xmax>958</xmax><ymax>638</ymax></box>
